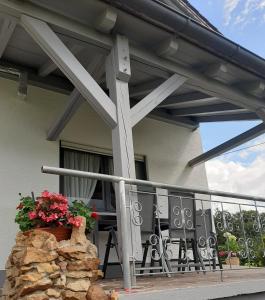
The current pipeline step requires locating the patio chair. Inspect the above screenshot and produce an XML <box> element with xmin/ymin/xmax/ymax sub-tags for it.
<box><xmin>167</xmin><ymin>191</ymin><xmax>205</xmax><ymax>272</ymax></box>
<box><xmin>98</xmin><ymin>216</ymin><xmax>121</xmax><ymax>279</ymax></box>
<box><xmin>196</xmin><ymin>208</ymin><xmax>222</xmax><ymax>270</ymax></box>
<box><xmin>102</xmin><ymin>185</ymin><xmax>172</xmax><ymax>277</ymax></box>
<box><xmin>137</xmin><ymin>186</ymin><xmax>171</xmax><ymax>274</ymax></box>
<box><xmin>101</xmin><ymin>185</ymin><xmax>159</xmax><ymax>277</ymax></box>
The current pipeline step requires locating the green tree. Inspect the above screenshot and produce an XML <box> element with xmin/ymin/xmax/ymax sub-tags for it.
<box><xmin>214</xmin><ymin>209</ymin><xmax>265</xmax><ymax>266</ymax></box>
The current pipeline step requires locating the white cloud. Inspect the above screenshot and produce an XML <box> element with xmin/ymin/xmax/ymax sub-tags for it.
<box><xmin>219</xmin><ymin>133</ymin><xmax>265</xmax><ymax>161</ymax></box>
<box><xmin>258</xmin><ymin>0</ymin><xmax>265</xmax><ymax>9</ymax></box>
<box><xmin>238</xmin><ymin>150</ymin><xmax>249</xmax><ymax>159</ymax></box>
<box><xmin>206</xmin><ymin>152</ymin><xmax>265</xmax><ymax>198</ymax></box>
<box><xmin>204</xmin><ymin>133</ymin><xmax>265</xmax><ymax>213</ymax></box>
<box><xmin>223</xmin><ymin>0</ymin><xmax>265</xmax><ymax>27</ymax></box>
<box><xmin>224</xmin><ymin>0</ymin><xmax>240</xmax><ymax>25</ymax></box>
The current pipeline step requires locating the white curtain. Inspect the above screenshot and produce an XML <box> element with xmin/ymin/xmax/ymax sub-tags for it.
<box><xmin>63</xmin><ymin>150</ymin><xmax>100</xmax><ymax>204</ymax></box>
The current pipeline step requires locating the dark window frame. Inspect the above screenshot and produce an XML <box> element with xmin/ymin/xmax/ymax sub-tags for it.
<box><xmin>59</xmin><ymin>146</ymin><xmax>147</xmax><ymax>212</ymax></box>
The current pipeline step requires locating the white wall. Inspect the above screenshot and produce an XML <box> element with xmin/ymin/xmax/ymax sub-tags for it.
<box><xmin>0</xmin><ymin>77</ymin><xmax>208</xmax><ymax>269</ymax></box>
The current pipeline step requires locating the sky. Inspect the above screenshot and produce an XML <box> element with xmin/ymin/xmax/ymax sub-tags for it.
<box><xmin>188</xmin><ymin>0</ymin><xmax>265</xmax><ymax>197</ymax></box>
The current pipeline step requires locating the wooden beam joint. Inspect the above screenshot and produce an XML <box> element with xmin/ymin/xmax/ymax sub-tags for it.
<box><xmin>95</xmin><ymin>7</ymin><xmax>117</xmax><ymax>33</ymax></box>
<box><xmin>131</xmin><ymin>74</ymin><xmax>187</xmax><ymax>126</ymax></box>
<box><xmin>0</xmin><ymin>16</ymin><xmax>16</xmax><ymax>58</ymax></box>
<box><xmin>21</xmin><ymin>14</ymin><xmax>117</xmax><ymax>128</ymax></box>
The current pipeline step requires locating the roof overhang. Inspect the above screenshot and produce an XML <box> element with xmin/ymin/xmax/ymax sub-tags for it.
<box><xmin>0</xmin><ymin>0</ymin><xmax>264</xmax><ymax>128</ymax></box>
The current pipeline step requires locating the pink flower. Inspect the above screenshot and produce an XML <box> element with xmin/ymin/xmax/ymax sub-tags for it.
<box><xmin>38</xmin><ymin>211</ymin><xmax>45</xmax><ymax>218</ymax></box>
<box><xmin>56</xmin><ymin>194</ymin><xmax>68</xmax><ymax>203</ymax></box>
<box><xmin>68</xmin><ymin>216</ymin><xmax>82</xmax><ymax>228</ymax></box>
<box><xmin>40</xmin><ymin>191</ymin><xmax>68</xmax><ymax>204</ymax></box>
<box><xmin>50</xmin><ymin>203</ymin><xmax>68</xmax><ymax>214</ymax></box>
<box><xmin>41</xmin><ymin>190</ymin><xmax>52</xmax><ymax>198</ymax></box>
<box><xmin>28</xmin><ymin>211</ymin><xmax>37</xmax><ymax>220</ymax></box>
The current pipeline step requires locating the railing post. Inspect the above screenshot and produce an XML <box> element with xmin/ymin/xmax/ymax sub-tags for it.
<box><xmin>118</xmin><ymin>180</ymin><xmax>132</xmax><ymax>289</ymax></box>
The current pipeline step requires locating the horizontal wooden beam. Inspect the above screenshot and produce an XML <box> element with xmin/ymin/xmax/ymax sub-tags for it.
<box><xmin>195</xmin><ymin>113</ymin><xmax>258</xmax><ymax>122</ymax></box>
<box><xmin>130</xmin><ymin>79</ymin><xmax>163</xmax><ymax>98</ymax></box>
<box><xmin>21</xmin><ymin>15</ymin><xmax>117</xmax><ymax>128</ymax></box>
<box><xmin>131</xmin><ymin>74</ymin><xmax>187</xmax><ymax>126</ymax></box>
<box><xmin>130</xmin><ymin>47</ymin><xmax>265</xmax><ymax>111</ymax></box>
<box><xmin>0</xmin><ymin>61</ymin><xmax>196</xmax><ymax>130</ymax></box>
<box><xmin>0</xmin><ymin>59</ymin><xmax>73</xmax><ymax>94</ymax></box>
<box><xmin>132</xmin><ymin>60</ymin><xmax>169</xmax><ymax>79</ymax></box>
<box><xmin>237</xmin><ymin>81</ymin><xmax>265</xmax><ymax>98</ymax></box>
<box><xmin>256</xmin><ymin>108</ymin><xmax>265</xmax><ymax>123</ymax></box>
<box><xmin>189</xmin><ymin>122</ymin><xmax>265</xmax><ymax>167</ymax></box>
<box><xmin>1</xmin><ymin>0</ymin><xmax>265</xmax><ymax>112</ymax></box>
<box><xmin>149</xmin><ymin>109</ymin><xmax>198</xmax><ymax>130</ymax></box>
<box><xmin>171</xmin><ymin>103</ymin><xmax>247</xmax><ymax>117</ymax></box>
<box><xmin>159</xmin><ymin>91</ymin><xmax>219</xmax><ymax>108</ymax></box>
<box><xmin>130</xmin><ymin>98</ymin><xmax>197</xmax><ymax>129</ymax></box>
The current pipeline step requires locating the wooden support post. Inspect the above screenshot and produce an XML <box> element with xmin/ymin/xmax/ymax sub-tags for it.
<box><xmin>106</xmin><ymin>35</ymin><xmax>142</xmax><ymax>284</ymax></box>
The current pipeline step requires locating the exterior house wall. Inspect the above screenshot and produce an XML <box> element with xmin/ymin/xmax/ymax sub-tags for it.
<box><xmin>0</xmin><ymin>77</ymin><xmax>208</xmax><ymax>270</ymax></box>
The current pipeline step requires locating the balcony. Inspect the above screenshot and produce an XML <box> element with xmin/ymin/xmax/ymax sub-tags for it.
<box><xmin>101</xmin><ymin>269</ymin><xmax>265</xmax><ymax>299</ymax></box>
<box><xmin>42</xmin><ymin>166</ymin><xmax>265</xmax><ymax>299</ymax></box>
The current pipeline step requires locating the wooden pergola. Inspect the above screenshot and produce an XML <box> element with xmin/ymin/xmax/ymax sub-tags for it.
<box><xmin>1</xmin><ymin>0</ymin><xmax>265</xmax><ymax>286</ymax></box>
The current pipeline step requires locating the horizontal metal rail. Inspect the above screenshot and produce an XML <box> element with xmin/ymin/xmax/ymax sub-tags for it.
<box><xmin>42</xmin><ymin>166</ymin><xmax>265</xmax><ymax>202</ymax></box>
<box><xmin>130</xmin><ymin>190</ymin><xmax>265</xmax><ymax>207</ymax></box>
<box><xmin>42</xmin><ymin>165</ymin><xmax>265</xmax><ymax>286</ymax></box>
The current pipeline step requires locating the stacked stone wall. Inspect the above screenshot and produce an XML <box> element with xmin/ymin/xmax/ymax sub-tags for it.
<box><xmin>2</xmin><ymin>218</ymin><xmax>110</xmax><ymax>300</ymax></box>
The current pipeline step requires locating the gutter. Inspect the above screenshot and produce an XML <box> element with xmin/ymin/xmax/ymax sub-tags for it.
<box><xmin>103</xmin><ymin>0</ymin><xmax>265</xmax><ymax>81</ymax></box>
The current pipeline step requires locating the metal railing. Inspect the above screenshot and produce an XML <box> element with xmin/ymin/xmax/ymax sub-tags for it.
<box><xmin>42</xmin><ymin>166</ymin><xmax>265</xmax><ymax>289</ymax></box>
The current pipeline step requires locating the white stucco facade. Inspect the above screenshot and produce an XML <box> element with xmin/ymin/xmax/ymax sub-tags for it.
<box><xmin>0</xmin><ymin>77</ymin><xmax>208</xmax><ymax>269</ymax></box>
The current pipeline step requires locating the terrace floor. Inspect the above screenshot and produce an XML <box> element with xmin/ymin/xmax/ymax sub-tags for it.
<box><xmin>100</xmin><ymin>268</ymin><xmax>265</xmax><ymax>299</ymax></box>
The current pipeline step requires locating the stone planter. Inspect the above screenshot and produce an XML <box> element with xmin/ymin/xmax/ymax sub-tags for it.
<box><xmin>24</xmin><ymin>227</ymin><xmax>72</xmax><ymax>242</ymax></box>
<box><xmin>3</xmin><ymin>217</ymin><xmax>110</xmax><ymax>299</ymax></box>
<box><xmin>225</xmin><ymin>257</ymin><xmax>240</xmax><ymax>266</ymax></box>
